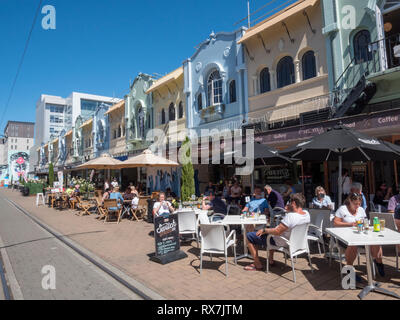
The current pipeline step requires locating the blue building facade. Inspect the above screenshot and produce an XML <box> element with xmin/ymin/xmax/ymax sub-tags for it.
<box><xmin>183</xmin><ymin>28</ymin><xmax>249</xmax><ymax>137</ymax></box>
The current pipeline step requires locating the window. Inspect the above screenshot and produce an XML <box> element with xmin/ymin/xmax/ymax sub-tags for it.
<box><xmin>260</xmin><ymin>68</ymin><xmax>271</xmax><ymax>94</ymax></box>
<box><xmin>277</xmin><ymin>56</ymin><xmax>295</xmax><ymax>88</ymax></box>
<box><xmin>353</xmin><ymin>30</ymin><xmax>372</xmax><ymax>64</ymax></box>
<box><xmin>197</xmin><ymin>94</ymin><xmax>203</xmax><ymax>111</ymax></box>
<box><xmin>178</xmin><ymin>101</ymin><xmax>184</xmax><ymax>119</ymax></box>
<box><xmin>168</xmin><ymin>103</ymin><xmax>175</xmax><ymax>121</ymax></box>
<box><xmin>113</xmin><ymin>130</ymin><xmax>117</xmax><ymax>139</ymax></box>
<box><xmin>207</xmin><ymin>70</ymin><xmax>223</xmax><ymax>106</ymax></box>
<box><xmin>302</xmin><ymin>51</ymin><xmax>317</xmax><ymax>80</ymax></box>
<box><xmin>27</xmin><ymin>146</ymin><xmax>29</xmax><ymax>150</ymax></box>
<box><xmin>118</xmin><ymin>125</ymin><xmax>122</xmax><ymax>138</ymax></box>
<box><xmin>147</xmin><ymin>114</ymin><xmax>151</xmax><ymax>129</ymax></box>
<box><xmin>229</xmin><ymin>80</ymin><xmax>237</xmax><ymax>103</ymax></box>
<box><xmin>161</xmin><ymin>109</ymin><xmax>166</xmax><ymax>125</ymax></box>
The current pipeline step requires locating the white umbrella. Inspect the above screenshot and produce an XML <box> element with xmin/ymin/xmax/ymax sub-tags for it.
<box><xmin>76</xmin><ymin>154</ymin><xmax>124</xmax><ymax>170</ymax></box>
<box><xmin>118</xmin><ymin>149</ymin><xmax>179</xmax><ymax>168</ymax></box>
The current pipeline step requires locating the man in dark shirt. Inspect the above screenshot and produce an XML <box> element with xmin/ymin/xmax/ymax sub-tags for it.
<box><xmin>202</xmin><ymin>191</ymin><xmax>227</xmax><ymax>218</ymax></box>
<box><xmin>264</xmin><ymin>185</ymin><xmax>285</xmax><ymax>209</ymax></box>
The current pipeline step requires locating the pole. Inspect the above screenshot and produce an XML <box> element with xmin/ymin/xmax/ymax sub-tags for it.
<box><xmin>301</xmin><ymin>161</ymin><xmax>305</xmax><ymax>196</ymax></box>
<box><xmin>247</xmin><ymin>0</ymin><xmax>251</xmax><ymax>28</ymax></box>
<box><xmin>338</xmin><ymin>155</ymin><xmax>343</xmax><ymax>207</ymax></box>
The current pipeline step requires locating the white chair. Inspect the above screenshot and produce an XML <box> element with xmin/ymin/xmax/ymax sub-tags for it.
<box><xmin>226</xmin><ymin>204</ymin><xmax>240</xmax><ymax>216</ymax></box>
<box><xmin>199</xmin><ymin>224</ymin><xmax>236</xmax><ymax>276</ymax></box>
<box><xmin>177</xmin><ymin>210</ymin><xmax>197</xmax><ymax>243</ymax></box>
<box><xmin>370</xmin><ymin>212</ymin><xmax>399</xmax><ymax>270</ymax></box>
<box><xmin>196</xmin><ymin>213</ymin><xmax>211</xmax><ymax>247</ymax></box>
<box><xmin>36</xmin><ymin>193</ymin><xmax>45</xmax><ymax>206</ymax></box>
<box><xmin>266</xmin><ymin>223</ymin><xmax>313</xmax><ymax>283</ymax></box>
<box><xmin>307</xmin><ymin>213</ymin><xmax>326</xmax><ymax>256</ymax></box>
<box><xmin>370</xmin><ymin>201</ymin><xmax>383</xmax><ymax>213</ymax></box>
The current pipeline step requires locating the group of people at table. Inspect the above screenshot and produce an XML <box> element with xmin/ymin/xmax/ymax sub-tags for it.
<box><xmin>153</xmin><ymin>181</ymin><xmax>400</xmax><ymax>283</ymax></box>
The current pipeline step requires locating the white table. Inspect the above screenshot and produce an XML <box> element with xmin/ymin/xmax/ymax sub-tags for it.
<box><xmin>215</xmin><ymin>215</ymin><xmax>268</xmax><ymax>261</ymax></box>
<box><xmin>326</xmin><ymin>227</ymin><xmax>400</xmax><ymax>300</ymax></box>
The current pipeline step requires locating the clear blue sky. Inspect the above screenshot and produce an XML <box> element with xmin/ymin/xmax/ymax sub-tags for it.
<box><xmin>0</xmin><ymin>0</ymin><xmax>296</xmax><ymax>135</ymax></box>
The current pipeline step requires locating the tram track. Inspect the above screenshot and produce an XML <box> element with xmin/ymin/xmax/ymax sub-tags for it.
<box><xmin>2</xmin><ymin>197</ymin><xmax>160</xmax><ymax>300</ymax></box>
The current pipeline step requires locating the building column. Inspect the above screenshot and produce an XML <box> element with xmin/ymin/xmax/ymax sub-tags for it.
<box><xmin>270</xmin><ymin>69</ymin><xmax>276</xmax><ymax>90</ymax></box>
<box><xmin>294</xmin><ymin>60</ymin><xmax>301</xmax><ymax>83</ymax></box>
<box><xmin>315</xmin><ymin>51</ymin><xmax>321</xmax><ymax>76</ymax></box>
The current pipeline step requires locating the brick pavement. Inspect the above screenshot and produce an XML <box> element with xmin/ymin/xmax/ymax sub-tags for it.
<box><xmin>2</xmin><ymin>188</ymin><xmax>400</xmax><ymax>300</ymax></box>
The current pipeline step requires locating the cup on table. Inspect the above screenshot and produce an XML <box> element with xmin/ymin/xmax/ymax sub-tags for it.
<box><xmin>380</xmin><ymin>219</ymin><xmax>385</xmax><ymax>231</ymax></box>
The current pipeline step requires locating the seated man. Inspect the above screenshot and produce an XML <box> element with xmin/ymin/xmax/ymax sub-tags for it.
<box><xmin>264</xmin><ymin>185</ymin><xmax>285</xmax><ymax>210</ymax></box>
<box><xmin>66</xmin><ymin>184</ymin><xmax>75</xmax><ymax>197</ymax></box>
<box><xmin>244</xmin><ymin>193</ymin><xmax>310</xmax><ymax>271</ymax></box>
<box><xmin>202</xmin><ymin>191</ymin><xmax>227</xmax><ymax>221</ymax></box>
<box><xmin>242</xmin><ymin>186</ymin><xmax>269</xmax><ymax>215</ymax></box>
<box><xmin>108</xmin><ymin>187</ymin><xmax>124</xmax><ymax>212</ymax></box>
<box><xmin>388</xmin><ymin>190</ymin><xmax>400</xmax><ymax>214</ymax></box>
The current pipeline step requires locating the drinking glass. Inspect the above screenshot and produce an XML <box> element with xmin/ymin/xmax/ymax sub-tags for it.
<box><xmin>380</xmin><ymin>219</ymin><xmax>385</xmax><ymax>231</ymax></box>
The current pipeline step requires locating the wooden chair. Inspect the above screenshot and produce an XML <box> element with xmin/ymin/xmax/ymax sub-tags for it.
<box><xmin>94</xmin><ymin>197</ymin><xmax>107</xmax><ymax>220</ymax></box>
<box><xmin>103</xmin><ymin>199</ymin><xmax>121</xmax><ymax>224</ymax></box>
<box><xmin>76</xmin><ymin>196</ymin><xmax>93</xmax><ymax>216</ymax></box>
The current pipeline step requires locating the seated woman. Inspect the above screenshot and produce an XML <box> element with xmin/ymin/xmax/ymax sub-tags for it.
<box><xmin>244</xmin><ymin>193</ymin><xmax>310</xmax><ymax>271</ymax></box>
<box><xmin>102</xmin><ymin>188</ymin><xmax>110</xmax><ymax>205</ymax></box>
<box><xmin>334</xmin><ymin>193</ymin><xmax>385</xmax><ymax>278</ymax></box>
<box><xmin>108</xmin><ymin>187</ymin><xmax>124</xmax><ymax>211</ymax></box>
<box><xmin>123</xmin><ymin>187</ymin><xmax>134</xmax><ymax>201</ymax></box>
<box><xmin>312</xmin><ymin>186</ymin><xmax>334</xmax><ymax>209</ymax></box>
<box><xmin>153</xmin><ymin>192</ymin><xmax>175</xmax><ymax>218</ymax></box>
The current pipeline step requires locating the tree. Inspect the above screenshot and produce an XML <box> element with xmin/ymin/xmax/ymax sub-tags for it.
<box><xmin>49</xmin><ymin>163</ymin><xmax>54</xmax><ymax>188</ymax></box>
<box><xmin>180</xmin><ymin>137</ymin><xmax>195</xmax><ymax>201</ymax></box>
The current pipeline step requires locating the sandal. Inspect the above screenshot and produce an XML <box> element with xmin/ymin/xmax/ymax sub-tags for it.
<box><xmin>244</xmin><ymin>264</ymin><xmax>263</xmax><ymax>271</ymax></box>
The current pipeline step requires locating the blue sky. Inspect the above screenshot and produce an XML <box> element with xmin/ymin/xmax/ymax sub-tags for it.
<box><xmin>0</xmin><ymin>0</ymin><xmax>295</xmax><ymax>134</ymax></box>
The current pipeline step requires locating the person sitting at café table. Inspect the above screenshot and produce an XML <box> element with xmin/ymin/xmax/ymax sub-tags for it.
<box><xmin>102</xmin><ymin>188</ymin><xmax>110</xmax><ymax>205</ymax></box>
<box><xmin>230</xmin><ymin>181</ymin><xmax>242</xmax><ymax>204</ymax></box>
<box><xmin>312</xmin><ymin>186</ymin><xmax>334</xmax><ymax>209</ymax></box>
<box><xmin>282</xmin><ymin>180</ymin><xmax>296</xmax><ymax>203</ymax></box>
<box><xmin>108</xmin><ymin>187</ymin><xmax>124</xmax><ymax>212</ymax></box>
<box><xmin>204</xmin><ymin>182</ymin><xmax>216</xmax><ymax>195</ymax></box>
<box><xmin>242</xmin><ymin>186</ymin><xmax>269</xmax><ymax>216</ymax></box>
<box><xmin>264</xmin><ymin>185</ymin><xmax>285</xmax><ymax>210</ymax></box>
<box><xmin>350</xmin><ymin>183</ymin><xmax>367</xmax><ymax>211</ymax></box>
<box><xmin>244</xmin><ymin>193</ymin><xmax>310</xmax><ymax>271</ymax></box>
<box><xmin>387</xmin><ymin>190</ymin><xmax>400</xmax><ymax>232</ymax></box>
<box><xmin>153</xmin><ymin>192</ymin><xmax>175</xmax><ymax>218</ymax></box>
<box><xmin>66</xmin><ymin>184</ymin><xmax>75</xmax><ymax>197</ymax></box>
<box><xmin>334</xmin><ymin>193</ymin><xmax>385</xmax><ymax>278</ymax></box>
<box><xmin>123</xmin><ymin>187</ymin><xmax>134</xmax><ymax>201</ymax></box>
<box><xmin>202</xmin><ymin>191</ymin><xmax>227</xmax><ymax>221</ymax></box>
<box><xmin>72</xmin><ymin>184</ymin><xmax>81</xmax><ymax>197</ymax></box>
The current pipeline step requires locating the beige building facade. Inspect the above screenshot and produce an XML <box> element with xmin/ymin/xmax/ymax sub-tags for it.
<box><xmin>240</xmin><ymin>0</ymin><xmax>330</xmax><ymax>148</ymax></box>
<box><xmin>106</xmin><ymin>100</ymin><xmax>126</xmax><ymax>157</ymax></box>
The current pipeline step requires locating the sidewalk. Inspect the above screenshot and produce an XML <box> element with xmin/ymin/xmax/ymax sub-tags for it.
<box><xmin>1</xmin><ymin>188</ymin><xmax>400</xmax><ymax>300</ymax></box>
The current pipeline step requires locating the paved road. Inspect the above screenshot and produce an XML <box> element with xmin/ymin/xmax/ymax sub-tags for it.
<box><xmin>0</xmin><ymin>194</ymin><xmax>142</xmax><ymax>300</ymax></box>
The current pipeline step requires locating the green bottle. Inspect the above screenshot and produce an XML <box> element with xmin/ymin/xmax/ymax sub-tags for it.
<box><xmin>373</xmin><ymin>217</ymin><xmax>381</xmax><ymax>232</ymax></box>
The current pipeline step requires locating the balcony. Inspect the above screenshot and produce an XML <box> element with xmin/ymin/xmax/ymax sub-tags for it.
<box><xmin>200</xmin><ymin>104</ymin><xmax>225</xmax><ymax>121</ymax></box>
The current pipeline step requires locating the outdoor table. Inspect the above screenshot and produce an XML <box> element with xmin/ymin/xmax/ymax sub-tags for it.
<box><xmin>215</xmin><ymin>215</ymin><xmax>268</xmax><ymax>261</ymax></box>
<box><xmin>326</xmin><ymin>227</ymin><xmax>400</xmax><ymax>300</ymax></box>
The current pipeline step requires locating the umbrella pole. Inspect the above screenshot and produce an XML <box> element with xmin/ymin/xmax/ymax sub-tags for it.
<box><xmin>338</xmin><ymin>155</ymin><xmax>343</xmax><ymax>207</ymax></box>
<box><xmin>301</xmin><ymin>161</ymin><xmax>305</xmax><ymax>196</ymax></box>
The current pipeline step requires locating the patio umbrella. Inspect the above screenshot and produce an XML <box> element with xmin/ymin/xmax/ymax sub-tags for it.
<box><xmin>281</xmin><ymin>124</ymin><xmax>400</xmax><ymax>206</ymax></box>
<box><xmin>76</xmin><ymin>153</ymin><xmax>124</xmax><ymax>170</ymax></box>
<box><xmin>118</xmin><ymin>149</ymin><xmax>179</xmax><ymax>168</ymax></box>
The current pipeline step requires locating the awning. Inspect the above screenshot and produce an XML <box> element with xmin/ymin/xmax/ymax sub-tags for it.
<box><xmin>64</xmin><ymin>130</ymin><xmax>72</xmax><ymax>137</ymax></box>
<box><xmin>105</xmin><ymin>100</ymin><xmax>125</xmax><ymax>115</ymax></box>
<box><xmin>146</xmin><ymin>67</ymin><xmax>183</xmax><ymax>94</ymax></box>
<box><xmin>238</xmin><ymin>0</ymin><xmax>319</xmax><ymax>44</ymax></box>
<box><xmin>79</xmin><ymin>119</ymin><xmax>93</xmax><ymax>129</ymax></box>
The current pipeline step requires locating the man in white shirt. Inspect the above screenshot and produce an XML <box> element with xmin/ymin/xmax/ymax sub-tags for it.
<box><xmin>244</xmin><ymin>193</ymin><xmax>310</xmax><ymax>271</ymax></box>
<box><xmin>341</xmin><ymin>169</ymin><xmax>352</xmax><ymax>202</ymax></box>
<box><xmin>111</xmin><ymin>178</ymin><xmax>119</xmax><ymax>189</ymax></box>
<box><xmin>152</xmin><ymin>192</ymin><xmax>175</xmax><ymax>218</ymax></box>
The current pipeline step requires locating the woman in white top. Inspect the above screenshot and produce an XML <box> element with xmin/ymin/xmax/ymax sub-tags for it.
<box><xmin>334</xmin><ymin>193</ymin><xmax>384</xmax><ymax>276</ymax></box>
<box><xmin>152</xmin><ymin>192</ymin><xmax>175</xmax><ymax>218</ymax></box>
<box><xmin>131</xmin><ymin>193</ymin><xmax>139</xmax><ymax>210</ymax></box>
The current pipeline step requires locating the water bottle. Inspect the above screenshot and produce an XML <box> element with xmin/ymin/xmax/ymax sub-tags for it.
<box><xmin>373</xmin><ymin>217</ymin><xmax>381</xmax><ymax>232</ymax></box>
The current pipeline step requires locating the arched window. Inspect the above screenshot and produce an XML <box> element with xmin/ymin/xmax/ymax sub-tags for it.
<box><xmin>161</xmin><ymin>109</ymin><xmax>166</xmax><ymax>124</ymax></box>
<box><xmin>229</xmin><ymin>80</ymin><xmax>237</xmax><ymax>103</ymax></box>
<box><xmin>168</xmin><ymin>103</ymin><xmax>175</xmax><ymax>121</ymax></box>
<box><xmin>197</xmin><ymin>94</ymin><xmax>203</xmax><ymax>111</ymax></box>
<box><xmin>207</xmin><ymin>70</ymin><xmax>223</xmax><ymax>106</ymax></box>
<box><xmin>178</xmin><ymin>101</ymin><xmax>184</xmax><ymax>119</ymax></box>
<box><xmin>259</xmin><ymin>68</ymin><xmax>271</xmax><ymax>94</ymax></box>
<box><xmin>277</xmin><ymin>56</ymin><xmax>295</xmax><ymax>88</ymax></box>
<box><xmin>302</xmin><ymin>51</ymin><xmax>317</xmax><ymax>80</ymax></box>
<box><xmin>147</xmin><ymin>114</ymin><xmax>151</xmax><ymax>129</ymax></box>
<box><xmin>354</xmin><ymin>30</ymin><xmax>372</xmax><ymax>64</ymax></box>
<box><xmin>137</xmin><ymin>107</ymin><xmax>145</xmax><ymax>138</ymax></box>
<box><xmin>118</xmin><ymin>125</ymin><xmax>122</xmax><ymax>138</ymax></box>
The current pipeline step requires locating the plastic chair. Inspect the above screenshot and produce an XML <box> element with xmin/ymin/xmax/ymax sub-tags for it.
<box><xmin>270</xmin><ymin>207</ymin><xmax>286</xmax><ymax>228</ymax></box>
<box><xmin>199</xmin><ymin>224</ymin><xmax>236</xmax><ymax>277</ymax></box>
<box><xmin>266</xmin><ymin>223</ymin><xmax>313</xmax><ymax>283</ymax></box>
<box><xmin>177</xmin><ymin>210</ymin><xmax>198</xmax><ymax>243</ymax></box>
<box><xmin>36</xmin><ymin>193</ymin><xmax>45</xmax><ymax>207</ymax></box>
<box><xmin>226</xmin><ymin>204</ymin><xmax>240</xmax><ymax>216</ymax></box>
<box><xmin>307</xmin><ymin>213</ymin><xmax>326</xmax><ymax>256</ymax></box>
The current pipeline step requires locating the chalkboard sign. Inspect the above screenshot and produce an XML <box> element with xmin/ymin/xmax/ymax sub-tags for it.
<box><xmin>150</xmin><ymin>214</ymin><xmax>187</xmax><ymax>265</ymax></box>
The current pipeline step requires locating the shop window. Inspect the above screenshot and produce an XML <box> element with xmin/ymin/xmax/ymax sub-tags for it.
<box><xmin>277</xmin><ymin>56</ymin><xmax>295</xmax><ymax>88</ymax></box>
<box><xmin>197</xmin><ymin>94</ymin><xmax>203</xmax><ymax>111</ymax></box>
<box><xmin>161</xmin><ymin>109</ymin><xmax>166</xmax><ymax>125</ymax></box>
<box><xmin>168</xmin><ymin>103</ymin><xmax>175</xmax><ymax>121</ymax></box>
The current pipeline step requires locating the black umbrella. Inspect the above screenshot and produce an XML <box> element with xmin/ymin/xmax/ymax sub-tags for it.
<box><xmin>281</xmin><ymin>124</ymin><xmax>400</xmax><ymax>205</ymax></box>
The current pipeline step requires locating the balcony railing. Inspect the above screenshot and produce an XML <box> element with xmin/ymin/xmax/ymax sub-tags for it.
<box><xmin>369</xmin><ymin>32</ymin><xmax>400</xmax><ymax>72</ymax></box>
<box><xmin>200</xmin><ymin>104</ymin><xmax>225</xmax><ymax>120</ymax></box>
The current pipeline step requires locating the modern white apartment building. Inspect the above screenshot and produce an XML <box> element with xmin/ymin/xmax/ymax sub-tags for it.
<box><xmin>35</xmin><ymin>92</ymin><xmax>120</xmax><ymax>146</ymax></box>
